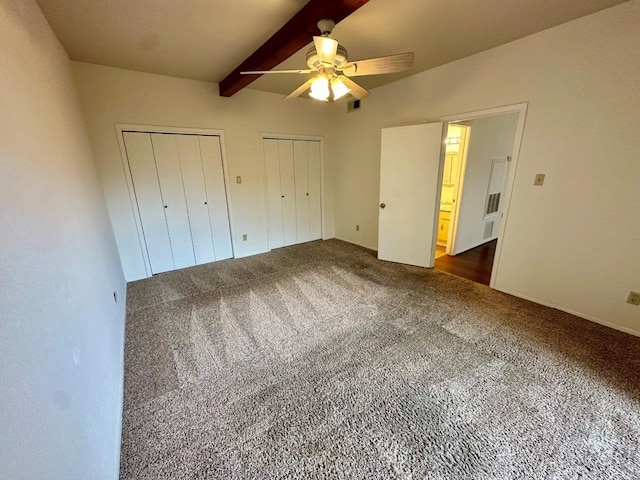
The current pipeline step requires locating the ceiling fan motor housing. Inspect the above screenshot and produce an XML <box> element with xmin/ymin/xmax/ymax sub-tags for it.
<box><xmin>306</xmin><ymin>44</ymin><xmax>348</xmax><ymax>70</ymax></box>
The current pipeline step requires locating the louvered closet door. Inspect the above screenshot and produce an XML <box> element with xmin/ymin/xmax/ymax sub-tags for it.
<box><xmin>123</xmin><ymin>132</ymin><xmax>174</xmax><ymax>274</ymax></box>
<box><xmin>151</xmin><ymin>134</ymin><xmax>196</xmax><ymax>270</ymax></box>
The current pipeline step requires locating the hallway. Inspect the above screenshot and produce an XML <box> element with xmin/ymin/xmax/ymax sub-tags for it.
<box><xmin>434</xmin><ymin>240</ymin><xmax>497</xmax><ymax>285</ymax></box>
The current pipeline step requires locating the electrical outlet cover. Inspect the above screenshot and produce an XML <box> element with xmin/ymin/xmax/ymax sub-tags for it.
<box><xmin>627</xmin><ymin>291</ymin><xmax>640</xmax><ymax>306</ymax></box>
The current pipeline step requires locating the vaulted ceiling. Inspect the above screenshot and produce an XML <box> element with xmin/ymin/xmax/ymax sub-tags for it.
<box><xmin>36</xmin><ymin>0</ymin><xmax>630</xmax><ymax>96</ymax></box>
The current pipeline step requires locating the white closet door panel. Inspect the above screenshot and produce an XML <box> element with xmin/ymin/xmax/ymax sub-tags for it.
<box><xmin>263</xmin><ymin>139</ymin><xmax>284</xmax><ymax>249</ymax></box>
<box><xmin>293</xmin><ymin>141</ymin><xmax>311</xmax><ymax>243</ymax></box>
<box><xmin>123</xmin><ymin>132</ymin><xmax>174</xmax><ymax>274</ymax></box>
<box><xmin>307</xmin><ymin>141</ymin><xmax>322</xmax><ymax>240</ymax></box>
<box><xmin>278</xmin><ymin>140</ymin><xmax>297</xmax><ymax>247</ymax></box>
<box><xmin>151</xmin><ymin>134</ymin><xmax>196</xmax><ymax>269</ymax></box>
<box><xmin>177</xmin><ymin>135</ymin><xmax>215</xmax><ymax>265</ymax></box>
<box><xmin>199</xmin><ymin>136</ymin><xmax>233</xmax><ymax>260</ymax></box>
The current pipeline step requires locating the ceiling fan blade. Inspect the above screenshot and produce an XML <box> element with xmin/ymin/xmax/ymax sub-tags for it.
<box><xmin>241</xmin><ymin>69</ymin><xmax>313</xmax><ymax>75</ymax></box>
<box><xmin>343</xmin><ymin>52</ymin><xmax>414</xmax><ymax>77</ymax></box>
<box><xmin>340</xmin><ymin>76</ymin><xmax>370</xmax><ymax>100</ymax></box>
<box><xmin>313</xmin><ymin>36</ymin><xmax>338</xmax><ymax>66</ymax></box>
<box><xmin>285</xmin><ymin>78</ymin><xmax>316</xmax><ymax>100</ymax></box>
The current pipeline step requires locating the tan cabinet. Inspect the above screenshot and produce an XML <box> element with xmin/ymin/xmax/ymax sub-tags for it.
<box><xmin>437</xmin><ymin>210</ymin><xmax>450</xmax><ymax>245</ymax></box>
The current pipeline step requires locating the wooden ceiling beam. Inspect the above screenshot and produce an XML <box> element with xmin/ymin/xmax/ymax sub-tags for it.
<box><xmin>218</xmin><ymin>0</ymin><xmax>370</xmax><ymax>97</ymax></box>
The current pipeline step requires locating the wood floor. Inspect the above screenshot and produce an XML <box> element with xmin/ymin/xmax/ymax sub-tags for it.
<box><xmin>434</xmin><ymin>240</ymin><xmax>497</xmax><ymax>285</ymax></box>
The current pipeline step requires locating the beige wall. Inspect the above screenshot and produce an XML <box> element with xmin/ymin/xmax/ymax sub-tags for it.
<box><xmin>0</xmin><ymin>0</ymin><xmax>126</xmax><ymax>478</ymax></box>
<box><xmin>72</xmin><ymin>62</ymin><xmax>339</xmax><ymax>280</ymax></box>
<box><xmin>333</xmin><ymin>1</ymin><xmax>640</xmax><ymax>335</ymax></box>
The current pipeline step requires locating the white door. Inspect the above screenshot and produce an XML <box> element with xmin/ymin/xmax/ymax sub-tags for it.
<box><xmin>293</xmin><ymin>141</ymin><xmax>311</xmax><ymax>243</ymax></box>
<box><xmin>278</xmin><ymin>140</ymin><xmax>298</xmax><ymax>247</ymax></box>
<box><xmin>378</xmin><ymin>122</ymin><xmax>446</xmax><ymax>268</ymax></box>
<box><xmin>264</xmin><ymin>139</ymin><xmax>285</xmax><ymax>249</ymax></box>
<box><xmin>176</xmin><ymin>135</ymin><xmax>216</xmax><ymax>265</ymax></box>
<box><xmin>264</xmin><ymin>138</ymin><xmax>322</xmax><ymax>249</ymax></box>
<box><xmin>307</xmin><ymin>141</ymin><xmax>322</xmax><ymax>240</ymax></box>
<box><xmin>123</xmin><ymin>132</ymin><xmax>174</xmax><ymax>274</ymax></box>
<box><xmin>125</xmin><ymin>131</ymin><xmax>233</xmax><ymax>275</ymax></box>
<box><xmin>151</xmin><ymin>134</ymin><xmax>196</xmax><ymax>270</ymax></box>
<box><xmin>199</xmin><ymin>136</ymin><xmax>233</xmax><ymax>260</ymax></box>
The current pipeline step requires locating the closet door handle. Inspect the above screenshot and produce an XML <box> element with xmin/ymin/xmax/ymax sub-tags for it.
<box><xmin>306</xmin><ymin>193</ymin><xmax>309</xmax><ymax>196</ymax></box>
<box><xmin>281</xmin><ymin>195</ymin><xmax>285</xmax><ymax>198</ymax></box>
<box><xmin>204</xmin><ymin>202</ymin><xmax>208</xmax><ymax>205</ymax></box>
<box><xmin>380</xmin><ymin>203</ymin><xmax>386</xmax><ymax>209</ymax></box>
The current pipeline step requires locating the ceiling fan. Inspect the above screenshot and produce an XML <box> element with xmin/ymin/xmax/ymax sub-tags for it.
<box><xmin>241</xmin><ymin>19</ymin><xmax>414</xmax><ymax>102</ymax></box>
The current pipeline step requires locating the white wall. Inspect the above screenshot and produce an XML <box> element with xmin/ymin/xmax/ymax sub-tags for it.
<box><xmin>72</xmin><ymin>62</ymin><xmax>338</xmax><ymax>281</ymax></box>
<box><xmin>0</xmin><ymin>1</ymin><xmax>126</xmax><ymax>478</ymax></box>
<box><xmin>333</xmin><ymin>1</ymin><xmax>640</xmax><ymax>335</ymax></box>
<box><xmin>454</xmin><ymin>113</ymin><xmax>519</xmax><ymax>254</ymax></box>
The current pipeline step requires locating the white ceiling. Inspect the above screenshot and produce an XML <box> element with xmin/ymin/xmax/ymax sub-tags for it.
<box><xmin>37</xmin><ymin>0</ymin><xmax>630</xmax><ymax>96</ymax></box>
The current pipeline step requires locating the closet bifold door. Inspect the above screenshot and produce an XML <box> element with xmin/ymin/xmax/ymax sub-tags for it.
<box><xmin>150</xmin><ymin>134</ymin><xmax>196</xmax><ymax>270</ymax></box>
<box><xmin>293</xmin><ymin>140</ymin><xmax>322</xmax><ymax>243</ymax></box>
<box><xmin>123</xmin><ymin>132</ymin><xmax>174</xmax><ymax>274</ymax></box>
<box><xmin>278</xmin><ymin>140</ymin><xmax>297</xmax><ymax>247</ymax></box>
<box><xmin>264</xmin><ymin>139</ymin><xmax>285</xmax><ymax>249</ymax></box>
<box><xmin>293</xmin><ymin>141</ymin><xmax>311</xmax><ymax>243</ymax></box>
<box><xmin>175</xmin><ymin>135</ymin><xmax>216</xmax><ymax>265</ymax></box>
<box><xmin>199</xmin><ymin>136</ymin><xmax>233</xmax><ymax>261</ymax></box>
<box><xmin>307</xmin><ymin>141</ymin><xmax>322</xmax><ymax>240</ymax></box>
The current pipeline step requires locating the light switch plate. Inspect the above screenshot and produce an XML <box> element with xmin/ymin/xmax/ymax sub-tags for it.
<box><xmin>534</xmin><ymin>174</ymin><xmax>545</xmax><ymax>186</ymax></box>
<box><xmin>242</xmin><ymin>234</ymin><xmax>247</xmax><ymax>241</ymax></box>
<box><xmin>236</xmin><ymin>176</ymin><xmax>242</xmax><ymax>184</ymax></box>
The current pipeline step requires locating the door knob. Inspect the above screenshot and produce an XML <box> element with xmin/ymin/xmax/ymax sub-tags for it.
<box><xmin>380</xmin><ymin>203</ymin><xmax>386</xmax><ymax>209</ymax></box>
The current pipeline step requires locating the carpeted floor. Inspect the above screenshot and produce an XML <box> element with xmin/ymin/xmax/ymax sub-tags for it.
<box><xmin>120</xmin><ymin>239</ymin><xmax>640</xmax><ymax>479</ymax></box>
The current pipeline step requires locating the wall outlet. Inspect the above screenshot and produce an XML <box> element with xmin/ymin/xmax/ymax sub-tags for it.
<box><xmin>627</xmin><ymin>291</ymin><xmax>640</xmax><ymax>306</ymax></box>
<box><xmin>356</xmin><ymin>224</ymin><xmax>360</xmax><ymax>231</ymax></box>
<box><xmin>534</xmin><ymin>174</ymin><xmax>545</xmax><ymax>186</ymax></box>
<box><xmin>242</xmin><ymin>234</ymin><xmax>247</xmax><ymax>241</ymax></box>
<box><xmin>236</xmin><ymin>176</ymin><xmax>242</xmax><ymax>184</ymax></box>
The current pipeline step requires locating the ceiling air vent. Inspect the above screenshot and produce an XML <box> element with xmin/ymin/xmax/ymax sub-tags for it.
<box><xmin>347</xmin><ymin>99</ymin><xmax>361</xmax><ymax>112</ymax></box>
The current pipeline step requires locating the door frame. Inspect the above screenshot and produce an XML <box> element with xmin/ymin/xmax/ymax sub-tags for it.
<box><xmin>115</xmin><ymin>123</ymin><xmax>236</xmax><ymax>277</ymax></box>
<box><xmin>438</xmin><ymin>103</ymin><xmax>528</xmax><ymax>288</ymax></box>
<box><xmin>260</xmin><ymin>133</ymin><xmax>326</xmax><ymax>251</ymax></box>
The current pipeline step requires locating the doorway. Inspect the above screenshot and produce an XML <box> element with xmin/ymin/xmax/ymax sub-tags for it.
<box><xmin>434</xmin><ymin>108</ymin><xmax>524</xmax><ymax>285</ymax></box>
<box><xmin>435</xmin><ymin>124</ymin><xmax>469</xmax><ymax>260</ymax></box>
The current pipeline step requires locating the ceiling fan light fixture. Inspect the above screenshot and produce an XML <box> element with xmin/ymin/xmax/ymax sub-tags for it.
<box><xmin>309</xmin><ymin>76</ymin><xmax>330</xmax><ymax>101</ymax></box>
<box><xmin>331</xmin><ymin>78</ymin><xmax>350</xmax><ymax>100</ymax></box>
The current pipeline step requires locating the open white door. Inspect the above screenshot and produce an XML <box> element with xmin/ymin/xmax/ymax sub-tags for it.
<box><xmin>378</xmin><ymin>122</ymin><xmax>445</xmax><ymax>268</ymax></box>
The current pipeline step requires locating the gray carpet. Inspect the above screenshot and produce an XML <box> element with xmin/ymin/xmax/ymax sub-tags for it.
<box><xmin>121</xmin><ymin>239</ymin><xmax>640</xmax><ymax>479</ymax></box>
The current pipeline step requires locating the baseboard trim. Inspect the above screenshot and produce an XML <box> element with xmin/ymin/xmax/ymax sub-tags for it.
<box><xmin>334</xmin><ymin>236</ymin><xmax>377</xmax><ymax>253</ymax></box>
<box><xmin>494</xmin><ymin>286</ymin><xmax>640</xmax><ymax>338</ymax></box>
